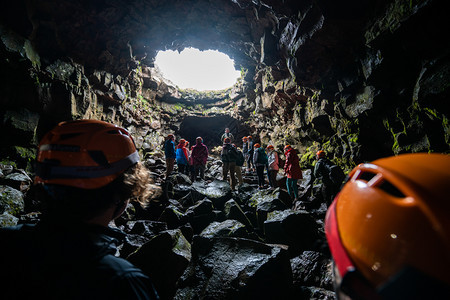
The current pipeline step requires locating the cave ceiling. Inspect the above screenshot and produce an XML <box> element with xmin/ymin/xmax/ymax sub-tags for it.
<box><xmin>4</xmin><ymin>0</ymin><xmax>372</xmax><ymax>89</ymax></box>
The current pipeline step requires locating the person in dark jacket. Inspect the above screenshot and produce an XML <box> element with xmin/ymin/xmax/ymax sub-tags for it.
<box><xmin>0</xmin><ymin>120</ymin><xmax>159</xmax><ymax>300</ymax></box>
<box><xmin>164</xmin><ymin>134</ymin><xmax>176</xmax><ymax>178</ymax></box>
<box><xmin>221</xmin><ymin>137</ymin><xmax>238</xmax><ymax>189</ymax></box>
<box><xmin>242</xmin><ymin>136</ymin><xmax>249</xmax><ymax>171</ymax></box>
<box><xmin>253</xmin><ymin>143</ymin><xmax>268</xmax><ymax>189</ymax></box>
<box><xmin>284</xmin><ymin>145</ymin><xmax>303</xmax><ymax>201</ymax></box>
<box><xmin>190</xmin><ymin>137</ymin><xmax>209</xmax><ymax>180</ymax></box>
<box><xmin>314</xmin><ymin>150</ymin><xmax>344</xmax><ymax>206</ymax></box>
<box><xmin>246</xmin><ymin>135</ymin><xmax>255</xmax><ymax>172</ymax></box>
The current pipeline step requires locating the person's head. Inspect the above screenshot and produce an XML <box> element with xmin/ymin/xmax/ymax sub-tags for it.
<box><xmin>325</xmin><ymin>153</ymin><xmax>450</xmax><ymax>299</ymax></box>
<box><xmin>224</xmin><ymin>137</ymin><xmax>231</xmax><ymax>144</ymax></box>
<box><xmin>284</xmin><ymin>145</ymin><xmax>291</xmax><ymax>151</ymax></box>
<box><xmin>267</xmin><ymin>145</ymin><xmax>274</xmax><ymax>151</ymax></box>
<box><xmin>247</xmin><ymin>135</ymin><xmax>252</xmax><ymax>140</ymax></box>
<box><xmin>178</xmin><ymin>139</ymin><xmax>186</xmax><ymax>146</ymax></box>
<box><xmin>242</xmin><ymin>137</ymin><xmax>248</xmax><ymax>142</ymax></box>
<box><xmin>167</xmin><ymin>134</ymin><xmax>174</xmax><ymax>141</ymax></box>
<box><xmin>254</xmin><ymin>143</ymin><xmax>261</xmax><ymax>149</ymax></box>
<box><xmin>34</xmin><ymin>120</ymin><xmax>153</xmax><ymax>223</ymax></box>
<box><xmin>316</xmin><ymin>150</ymin><xmax>326</xmax><ymax>159</ymax></box>
<box><xmin>196</xmin><ymin>137</ymin><xmax>203</xmax><ymax>144</ymax></box>
<box><xmin>225</xmin><ymin>128</ymin><xmax>230</xmax><ymax>133</ymax></box>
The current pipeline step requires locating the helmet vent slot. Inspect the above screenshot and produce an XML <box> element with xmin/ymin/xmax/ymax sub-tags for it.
<box><xmin>88</xmin><ymin>151</ymin><xmax>110</xmax><ymax>166</ymax></box>
<box><xmin>357</xmin><ymin>171</ymin><xmax>376</xmax><ymax>182</ymax></box>
<box><xmin>378</xmin><ymin>180</ymin><xmax>405</xmax><ymax>198</ymax></box>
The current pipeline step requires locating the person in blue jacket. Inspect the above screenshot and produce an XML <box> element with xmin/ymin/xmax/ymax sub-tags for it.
<box><xmin>164</xmin><ymin>134</ymin><xmax>176</xmax><ymax>178</ymax></box>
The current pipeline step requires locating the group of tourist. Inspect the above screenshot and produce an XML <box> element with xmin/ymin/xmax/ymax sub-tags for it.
<box><xmin>164</xmin><ymin>134</ymin><xmax>209</xmax><ymax>181</ymax></box>
<box><xmin>164</xmin><ymin>128</ymin><xmax>345</xmax><ymax>204</ymax></box>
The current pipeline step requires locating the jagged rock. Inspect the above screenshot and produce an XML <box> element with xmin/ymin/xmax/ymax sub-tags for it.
<box><xmin>185</xmin><ymin>199</ymin><xmax>216</xmax><ymax>234</ymax></box>
<box><xmin>295</xmin><ymin>286</ymin><xmax>336</xmax><ymax>300</ymax></box>
<box><xmin>158</xmin><ymin>204</ymin><xmax>187</xmax><ymax>229</ymax></box>
<box><xmin>291</xmin><ymin>251</ymin><xmax>334</xmax><ymax>290</ymax></box>
<box><xmin>223</xmin><ymin>199</ymin><xmax>253</xmax><ymax>228</ymax></box>
<box><xmin>174</xmin><ymin>236</ymin><xmax>293</xmax><ymax>300</ymax></box>
<box><xmin>247</xmin><ymin>187</ymin><xmax>291</xmax><ymax>230</ymax></box>
<box><xmin>0</xmin><ymin>185</ymin><xmax>24</xmax><ymax>217</ymax></box>
<box><xmin>264</xmin><ymin>209</ymin><xmax>320</xmax><ymax>256</ymax></box>
<box><xmin>200</xmin><ymin>219</ymin><xmax>248</xmax><ymax>239</ymax></box>
<box><xmin>128</xmin><ymin>229</ymin><xmax>191</xmax><ymax>300</ymax></box>
<box><xmin>0</xmin><ymin>212</ymin><xmax>19</xmax><ymax>227</ymax></box>
<box><xmin>190</xmin><ymin>180</ymin><xmax>232</xmax><ymax>210</ymax></box>
<box><xmin>1</xmin><ymin>170</ymin><xmax>32</xmax><ymax>193</ymax></box>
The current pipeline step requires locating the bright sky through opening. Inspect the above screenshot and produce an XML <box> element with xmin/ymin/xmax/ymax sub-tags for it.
<box><xmin>154</xmin><ymin>48</ymin><xmax>241</xmax><ymax>91</ymax></box>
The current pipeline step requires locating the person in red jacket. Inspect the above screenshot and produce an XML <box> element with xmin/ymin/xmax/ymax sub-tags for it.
<box><xmin>190</xmin><ymin>137</ymin><xmax>209</xmax><ymax>180</ymax></box>
<box><xmin>284</xmin><ymin>145</ymin><xmax>303</xmax><ymax>202</ymax></box>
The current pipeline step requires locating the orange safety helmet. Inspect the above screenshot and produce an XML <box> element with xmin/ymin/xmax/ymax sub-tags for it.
<box><xmin>284</xmin><ymin>145</ymin><xmax>291</xmax><ymax>150</ymax></box>
<box><xmin>254</xmin><ymin>143</ymin><xmax>261</xmax><ymax>148</ymax></box>
<box><xmin>316</xmin><ymin>150</ymin><xmax>325</xmax><ymax>158</ymax></box>
<box><xmin>35</xmin><ymin>119</ymin><xmax>139</xmax><ymax>190</ymax></box>
<box><xmin>267</xmin><ymin>145</ymin><xmax>274</xmax><ymax>149</ymax></box>
<box><xmin>325</xmin><ymin>153</ymin><xmax>450</xmax><ymax>297</ymax></box>
<box><xmin>247</xmin><ymin>136</ymin><xmax>252</xmax><ymax>139</ymax></box>
<box><xmin>242</xmin><ymin>137</ymin><xmax>248</xmax><ymax>141</ymax></box>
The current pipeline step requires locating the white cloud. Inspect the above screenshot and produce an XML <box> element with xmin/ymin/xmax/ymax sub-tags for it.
<box><xmin>155</xmin><ymin>48</ymin><xmax>241</xmax><ymax>91</ymax></box>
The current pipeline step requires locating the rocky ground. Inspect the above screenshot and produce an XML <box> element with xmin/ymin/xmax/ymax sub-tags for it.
<box><xmin>0</xmin><ymin>153</ymin><xmax>336</xmax><ymax>300</ymax></box>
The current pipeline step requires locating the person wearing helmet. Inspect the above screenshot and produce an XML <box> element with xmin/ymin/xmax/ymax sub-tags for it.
<box><xmin>164</xmin><ymin>134</ymin><xmax>176</xmax><ymax>178</ymax></box>
<box><xmin>0</xmin><ymin>120</ymin><xmax>159</xmax><ymax>299</ymax></box>
<box><xmin>221</xmin><ymin>127</ymin><xmax>234</xmax><ymax>144</ymax></box>
<box><xmin>284</xmin><ymin>145</ymin><xmax>302</xmax><ymax>201</ymax></box>
<box><xmin>266</xmin><ymin>145</ymin><xmax>279</xmax><ymax>188</ymax></box>
<box><xmin>221</xmin><ymin>137</ymin><xmax>238</xmax><ymax>189</ymax></box>
<box><xmin>325</xmin><ymin>153</ymin><xmax>450</xmax><ymax>300</ymax></box>
<box><xmin>246</xmin><ymin>136</ymin><xmax>255</xmax><ymax>172</ymax></box>
<box><xmin>190</xmin><ymin>137</ymin><xmax>209</xmax><ymax>180</ymax></box>
<box><xmin>242</xmin><ymin>137</ymin><xmax>249</xmax><ymax>171</ymax></box>
<box><xmin>175</xmin><ymin>139</ymin><xmax>189</xmax><ymax>175</ymax></box>
<box><xmin>253</xmin><ymin>143</ymin><xmax>269</xmax><ymax>189</ymax></box>
<box><xmin>314</xmin><ymin>150</ymin><xmax>345</xmax><ymax>206</ymax></box>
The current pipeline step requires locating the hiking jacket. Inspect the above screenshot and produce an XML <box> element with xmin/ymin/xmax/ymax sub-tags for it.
<box><xmin>242</xmin><ymin>142</ymin><xmax>248</xmax><ymax>155</ymax></box>
<box><xmin>0</xmin><ymin>221</ymin><xmax>159</xmax><ymax>300</ymax></box>
<box><xmin>164</xmin><ymin>140</ymin><xmax>176</xmax><ymax>159</ymax></box>
<box><xmin>221</xmin><ymin>143</ymin><xmax>238</xmax><ymax>163</ymax></box>
<box><xmin>247</xmin><ymin>140</ymin><xmax>254</xmax><ymax>155</ymax></box>
<box><xmin>267</xmin><ymin>150</ymin><xmax>279</xmax><ymax>171</ymax></box>
<box><xmin>284</xmin><ymin>148</ymin><xmax>303</xmax><ymax>179</ymax></box>
<box><xmin>253</xmin><ymin>147</ymin><xmax>268</xmax><ymax>167</ymax></box>
<box><xmin>176</xmin><ymin>147</ymin><xmax>189</xmax><ymax>165</ymax></box>
<box><xmin>191</xmin><ymin>142</ymin><xmax>209</xmax><ymax>165</ymax></box>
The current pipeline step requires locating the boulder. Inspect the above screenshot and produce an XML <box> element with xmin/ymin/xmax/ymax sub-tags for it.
<box><xmin>247</xmin><ymin>188</ymin><xmax>290</xmax><ymax>230</ymax></box>
<box><xmin>264</xmin><ymin>209</ymin><xmax>320</xmax><ymax>256</ymax></box>
<box><xmin>158</xmin><ymin>204</ymin><xmax>187</xmax><ymax>229</ymax></box>
<box><xmin>290</xmin><ymin>251</ymin><xmax>334</xmax><ymax>290</ymax></box>
<box><xmin>128</xmin><ymin>229</ymin><xmax>191</xmax><ymax>300</ymax></box>
<box><xmin>200</xmin><ymin>220</ymin><xmax>248</xmax><ymax>239</ymax></box>
<box><xmin>0</xmin><ymin>185</ymin><xmax>24</xmax><ymax>217</ymax></box>
<box><xmin>223</xmin><ymin>199</ymin><xmax>253</xmax><ymax>228</ymax></box>
<box><xmin>190</xmin><ymin>180</ymin><xmax>232</xmax><ymax>210</ymax></box>
<box><xmin>0</xmin><ymin>212</ymin><xmax>19</xmax><ymax>227</ymax></box>
<box><xmin>175</xmin><ymin>236</ymin><xmax>293</xmax><ymax>300</ymax></box>
<box><xmin>185</xmin><ymin>199</ymin><xmax>216</xmax><ymax>234</ymax></box>
<box><xmin>1</xmin><ymin>170</ymin><xmax>32</xmax><ymax>193</ymax></box>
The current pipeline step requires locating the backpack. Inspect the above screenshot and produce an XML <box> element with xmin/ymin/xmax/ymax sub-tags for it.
<box><xmin>256</xmin><ymin>148</ymin><xmax>268</xmax><ymax>164</ymax></box>
<box><xmin>325</xmin><ymin>161</ymin><xmax>346</xmax><ymax>187</ymax></box>
<box><xmin>236</xmin><ymin>150</ymin><xmax>245</xmax><ymax>166</ymax></box>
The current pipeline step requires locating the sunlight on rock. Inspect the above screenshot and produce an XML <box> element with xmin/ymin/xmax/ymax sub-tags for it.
<box><xmin>154</xmin><ymin>48</ymin><xmax>241</xmax><ymax>91</ymax></box>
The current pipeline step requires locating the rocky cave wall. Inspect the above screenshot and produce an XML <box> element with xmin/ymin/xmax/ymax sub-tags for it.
<box><xmin>1</xmin><ymin>0</ymin><xmax>449</xmax><ymax>172</ymax></box>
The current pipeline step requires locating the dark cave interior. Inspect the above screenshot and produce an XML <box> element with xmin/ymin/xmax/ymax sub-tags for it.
<box><xmin>177</xmin><ymin>115</ymin><xmax>250</xmax><ymax>149</ymax></box>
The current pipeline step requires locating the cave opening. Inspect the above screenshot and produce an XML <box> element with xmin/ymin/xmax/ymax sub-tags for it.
<box><xmin>154</xmin><ymin>47</ymin><xmax>241</xmax><ymax>91</ymax></box>
<box><xmin>178</xmin><ymin>115</ymin><xmax>250</xmax><ymax>149</ymax></box>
